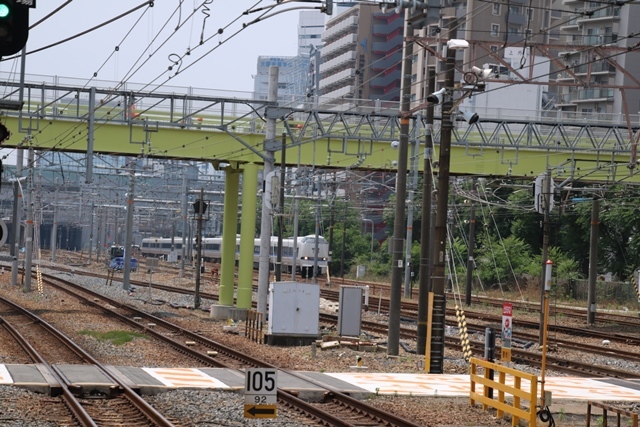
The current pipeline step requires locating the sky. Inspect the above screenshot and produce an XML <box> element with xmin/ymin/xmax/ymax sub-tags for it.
<box><xmin>0</xmin><ymin>1</ymin><xmax>317</xmax><ymax>96</ymax></box>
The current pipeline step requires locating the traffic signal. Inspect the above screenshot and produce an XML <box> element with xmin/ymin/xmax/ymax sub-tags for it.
<box><xmin>0</xmin><ymin>122</ymin><xmax>10</xmax><ymax>143</ymax></box>
<box><xmin>323</xmin><ymin>0</ymin><xmax>332</xmax><ymax>15</ymax></box>
<box><xmin>0</xmin><ymin>0</ymin><xmax>29</xmax><ymax>57</ymax></box>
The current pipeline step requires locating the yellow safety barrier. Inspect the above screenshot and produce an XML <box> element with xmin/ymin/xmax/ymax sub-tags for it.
<box><xmin>470</xmin><ymin>357</ymin><xmax>538</xmax><ymax>426</ymax></box>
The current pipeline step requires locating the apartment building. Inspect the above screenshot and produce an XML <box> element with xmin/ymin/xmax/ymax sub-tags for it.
<box><xmin>553</xmin><ymin>0</ymin><xmax>640</xmax><ymax>116</ymax></box>
<box><xmin>318</xmin><ymin>4</ymin><xmax>404</xmax><ymax>106</ymax></box>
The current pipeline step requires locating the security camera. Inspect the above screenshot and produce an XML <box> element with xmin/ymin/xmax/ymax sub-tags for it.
<box><xmin>390</xmin><ymin>140</ymin><xmax>400</xmax><ymax>150</ymax></box>
<box><xmin>460</xmin><ymin>110</ymin><xmax>479</xmax><ymax>125</ymax></box>
<box><xmin>471</xmin><ymin>65</ymin><xmax>492</xmax><ymax>80</ymax></box>
<box><xmin>446</xmin><ymin>39</ymin><xmax>469</xmax><ymax>50</ymax></box>
<box><xmin>391</xmin><ymin>160</ymin><xmax>398</xmax><ymax>167</ymax></box>
<box><xmin>426</xmin><ymin>87</ymin><xmax>447</xmax><ymax>104</ymax></box>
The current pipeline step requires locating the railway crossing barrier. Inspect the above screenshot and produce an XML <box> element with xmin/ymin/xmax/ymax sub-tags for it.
<box><xmin>470</xmin><ymin>357</ymin><xmax>538</xmax><ymax>426</ymax></box>
<box><xmin>587</xmin><ymin>401</ymin><xmax>638</xmax><ymax>427</ymax></box>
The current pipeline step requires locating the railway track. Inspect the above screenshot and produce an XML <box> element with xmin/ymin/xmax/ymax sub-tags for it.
<box><xmin>35</xmin><ymin>266</ymin><xmax>640</xmax><ymax>379</ymax></box>
<box><xmin>27</xmin><ymin>270</ymin><xmax>423</xmax><ymax>426</ymax></box>
<box><xmin>0</xmin><ymin>295</ymin><xmax>175</xmax><ymax>427</ymax></box>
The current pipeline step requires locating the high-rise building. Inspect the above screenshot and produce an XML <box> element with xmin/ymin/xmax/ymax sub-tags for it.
<box><xmin>553</xmin><ymin>1</ymin><xmax>640</xmax><ymax>117</ymax></box>
<box><xmin>298</xmin><ymin>11</ymin><xmax>325</xmax><ymax>56</ymax></box>
<box><xmin>253</xmin><ymin>11</ymin><xmax>325</xmax><ymax>104</ymax></box>
<box><xmin>318</xmin><ymin>4</ymin><xmax>404</xmax><ymax>107</ymax></box>
<box><xmin>407</xmin><ymin>0</ymin><xmax>639</xmax><ymax>119</ymax></box>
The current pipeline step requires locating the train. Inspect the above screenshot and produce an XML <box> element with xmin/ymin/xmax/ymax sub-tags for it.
<box><xmin>139</xmin><ymin>235</ymin><xmax>330</xmax><ymax>275</ymax></box>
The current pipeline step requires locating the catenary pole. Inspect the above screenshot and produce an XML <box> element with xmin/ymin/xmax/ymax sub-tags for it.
<box><xmin>257</xmin><ymin>66</ymin><xmax>278</xmax><ymax>316</ymax></box>
<box><xmin>417</xmin><ymin>68</ymin><xmax>436</xmax><ymax>354</ymax></box>
<box><xmin>429</xmin><ymin>20</ymin><xmax>457</xmax><ymax>373</ymax></box>
<box><xmin>388</xmin><ymin>8</ymin><xmax>415</xmax><ymax>356</ymax></box>
<box><xmin>587</xmin><ymin>197</ymin><xmax>600</xmax><ymax>324</ymax></box>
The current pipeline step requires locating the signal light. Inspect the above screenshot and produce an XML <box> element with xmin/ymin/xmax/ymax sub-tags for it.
<box><xmin>0</xmin><ymin>123</ymin><xmax>10</xmax><ymax>143</ymax></box>
<box><xmin>0</xmin><ymin>0</ymin><xmax>29</xmax><ymax>57</ymax></box>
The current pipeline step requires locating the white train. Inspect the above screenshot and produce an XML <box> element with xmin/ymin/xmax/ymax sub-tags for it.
<box><xmin>140</xmin><ymin>235</ymin><xmax>330</xmax><ymax>275</ymax></box>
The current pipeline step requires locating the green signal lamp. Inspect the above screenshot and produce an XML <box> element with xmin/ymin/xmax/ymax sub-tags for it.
<box><xmin>0</xmin><ymin>4</ymin><xmax>10</xmax><ymax>19</ymax></box>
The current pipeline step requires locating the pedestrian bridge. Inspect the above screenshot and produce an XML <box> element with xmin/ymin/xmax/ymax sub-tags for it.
<box><xmin>1</xmin><ymin>75</ymin><xmax>639</xmax><ymax>184</ymax></box>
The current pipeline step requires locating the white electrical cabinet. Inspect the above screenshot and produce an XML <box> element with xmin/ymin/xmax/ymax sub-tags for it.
<box><xmin>268</xmin><ymin>281</ymin><xmax>319</xmax><ymax>336</ymax></box>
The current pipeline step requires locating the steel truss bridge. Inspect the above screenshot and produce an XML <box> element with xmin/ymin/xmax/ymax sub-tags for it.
<box><xmin>1</xmin><ymin>78</ymin><xmax>640</xmax><ymax>185</ymax></box>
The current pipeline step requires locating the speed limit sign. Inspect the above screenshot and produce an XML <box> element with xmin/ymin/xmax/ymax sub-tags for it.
<box><xmin>244</xmin><ymin>369</ymin><xmax>277</xmax><ymax>419</ymax></box>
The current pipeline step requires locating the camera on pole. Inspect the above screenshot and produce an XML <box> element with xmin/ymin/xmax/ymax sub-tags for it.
<box><xmin>0</xmin><ymin>0</ymin><xmax>29</xmax><ymax>57</ymax></box>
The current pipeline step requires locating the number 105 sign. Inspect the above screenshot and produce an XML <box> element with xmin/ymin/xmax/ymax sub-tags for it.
<box><xmin>245</xmin><ymin>368</ymin><xmax>277</xmax><ymax>405</ymax></box>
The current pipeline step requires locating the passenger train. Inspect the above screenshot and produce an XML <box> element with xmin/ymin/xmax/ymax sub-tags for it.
<box><xmin>140</xmin><ymin>235</ymin><xmax>330</xmax><ymax>275</ymax></box>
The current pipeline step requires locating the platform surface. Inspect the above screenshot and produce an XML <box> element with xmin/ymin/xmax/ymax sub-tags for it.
<box><xmin>2</xmin><ymin>364</ymin><xmax>640</xmax><ymax>402</ymax></box>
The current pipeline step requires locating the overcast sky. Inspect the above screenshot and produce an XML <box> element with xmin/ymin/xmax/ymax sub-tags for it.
<box><xmin>1</xmin><ymin>1</ymin><xmax>315</xmax><ymax>95</ymax></box>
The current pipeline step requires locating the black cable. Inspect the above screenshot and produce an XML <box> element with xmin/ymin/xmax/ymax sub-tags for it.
<box><xmin>0</xmin><ymin>1</ymin><xmax>155</xmax><ymax>61</ymax></box>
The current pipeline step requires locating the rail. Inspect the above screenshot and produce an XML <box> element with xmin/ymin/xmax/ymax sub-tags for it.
<box><xmin>470</xmin><ymin>357</ymin><xmax>538</xmax><ymax>427</ymax></box>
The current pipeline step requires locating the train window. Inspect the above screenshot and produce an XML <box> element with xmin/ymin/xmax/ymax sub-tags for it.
<box><xmin>254</xmin><ymin>245</ymin><xmax>260</xmax><ymax>254</ymax></box>
<box><xmin>142</xmin><ymin>242</ymin><xmax>149</xmax><ymax>248</ymax></box>
<box><xmin>161</xmin><ymin>243</ymin><xmax>172</xmax><ymax>249</ymax></box>
<box><xmin>175</xmin><ymin>243</ymin><xmax>182</xmax><ymax>249</ymax></box>
<box><xmin>212</xmin><ymin>244</ymin><xmax>220</xmax><ymax>251</ymax></box>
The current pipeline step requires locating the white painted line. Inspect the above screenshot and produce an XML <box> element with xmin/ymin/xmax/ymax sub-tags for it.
<box><xmin>0</xmin><ymin>365</ymin><xmax>13</xmax><ymax>385</ymax></box>
<box><xmin>142</xmin><ymin>368</ymin><xmax>230</xmax><ymax>389</ymax></box>
<box><xmin>326</xmin><ymin>373</ymin><xmax>640</xmax><ymax>401</ymax></box>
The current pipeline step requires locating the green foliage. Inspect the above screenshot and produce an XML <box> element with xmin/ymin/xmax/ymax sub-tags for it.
<box><xmin>78</xmin><ymin>330</ymin><xmax>147</xmax><ymax>346</ymax></box>
<box><xmin>475</xmin><ymin>234</ymin><xmax>537</xmax><ymax>288</ymax></box>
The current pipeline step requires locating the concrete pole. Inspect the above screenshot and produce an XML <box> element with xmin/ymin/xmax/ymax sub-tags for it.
<box><xmin>237</xmin><ymin>163</ymin><xmax>258</xmax><ymax>309</ymax></box>
<box><xmin>291</xmin><ymin>196</ymin><xmax>299</xmax><ymax>281</ymax></box>
<box><xmin>404</xmin><ymin>137</ymin><xmax>419</xmax><ymax>297</ymax></box>
<box><xmin>539</xmin><ymin>171</ymin><xmax>552</xmax><ymax>344</ymax></box>
<box><xmin>587</xmin><ymin>198</ymin><xmax>600</xmax><ymax>324</ymax></box>
<box><xmin>417</xmin><ymin>68</ymin><xmax>435</xmax><ymax>355</ymax></box>
<box><xmin>388</xmin><ymin>9</ymin><xmax>415</xmax><ymax>356</ymax></box>
<box><xmin>429</xmin><ymin>21</ymin><xmax>458</xmax><ymax>372</ymax></box>
<box><xmin>86</xmin><ymin>87</ymin><xmax>95</xmax><ymax>184</ymax></box>
<box><xmin>11</xmin><ymin>149</ymin><xmax>24</xmax><ymax>287</ymax></box>
<box><xmin>313</xmin><ymin>177</ymin><xmax>320</xmax><ymax>284</ymax></box>
<box><xmin>465</xmin><ymin>199</ymin><xmax>476</xmax><ymax>306</ymax></box>
<box><xmin>122</xmin><ymin>164</ymin><xmax>135</xmax><ymax>292</ymax></box>
<box><xmin>24</xmin><ymin>148</ymin><xmax>34</xmax><ymax>292</ymax></box>
<box><xmin>88</xmin><ymin>201</ymin><xmax>95</xmax><ymax>263</ymax></box>
<box><xmin>194</xmin><ymin>188</ymin><xmax>204</xmax><ymax>309</ymax></box>
<box><xmin>219</xmin><ymin>169</ymin><xmax>240</xmax><ymax>306</ymax></box>
<box><xmin>96</xmin><ymin>206</ymin><xmax>102</xmax><ymax>262</ymax></box>
<box><xmin>51</xmin><ymin>185</ymin><xmax>58</xmax><ymax>262</ymax></box>
<box><xmin>275</xmin><ymin>133</ymin><xmax>286</xmax><ymax>281</ymax></box>
<box><xmin>257</xmin><ymin>66</ymin><xmax>278</xmax><ymax>316</ymax></box>
<box><xmin>180</xmin><ymin>172</ymin><xmax>187</xmax><ymax>278</ymax></box>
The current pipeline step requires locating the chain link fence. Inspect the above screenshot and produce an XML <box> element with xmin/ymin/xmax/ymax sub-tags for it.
<box><xmin>559</xmin><ymin>279</ymin><xmax>638</xmax><ymax>304</ymax></box>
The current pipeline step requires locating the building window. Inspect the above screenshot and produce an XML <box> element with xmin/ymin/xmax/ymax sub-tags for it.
<box><xmin>526</xmin><ymin>8</ymin><xmax>534</xmax><ymax>21</ymax></box>
<box><xmin>491</xmin><ymin>24</ymin><xmax>499</xmax><ymax>37</ymax></box>
<box><xmin>490</xmin><ymin>45</ymin><xmax>498</xmax><ymax>53</ymax></box>
<box><xmin>492</xmin><ymin>3</ymin><xmax>500</xmax><ymax>15</ymax></box>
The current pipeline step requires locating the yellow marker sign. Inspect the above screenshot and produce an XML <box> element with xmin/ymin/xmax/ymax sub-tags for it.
<box><xmin>244</xmin><ymin>404</ymin><xmax>277</xmax><ymax>419</ymax></box>
<box><xmin>501</xmin><ymin>347</ymin><xmax>512</xmax><ymax>362</ymax></box>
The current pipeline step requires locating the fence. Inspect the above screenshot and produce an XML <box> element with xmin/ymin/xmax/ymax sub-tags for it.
<box><xmin>245</xmin><ymin>310</ymin><xmax>264</xmax><ymax>344</ymax></box>
<box><xmin>587</xmin><ymin>401</ymin><xmax>638</xmax><ymax>427</ymax></box>
<box><xmin>470</xmin><ymin>357</ymin><xmax>538</xmax><ymax>426</ymax></box>
<box><xmin>561</xmin><ymin>279</ymin><xmax>638</xmax><ymax>303</ymax></box>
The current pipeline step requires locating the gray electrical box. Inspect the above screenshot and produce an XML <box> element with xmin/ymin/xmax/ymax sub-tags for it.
<box><xmin>338</xmin><ymin>286</ymin><xmax>362</xmax><ymax>337</ymax></box>
<box><xmin>268</xmin><ymin>281</ymin><xmax>319</xmax><ymax>336</ymax></box>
